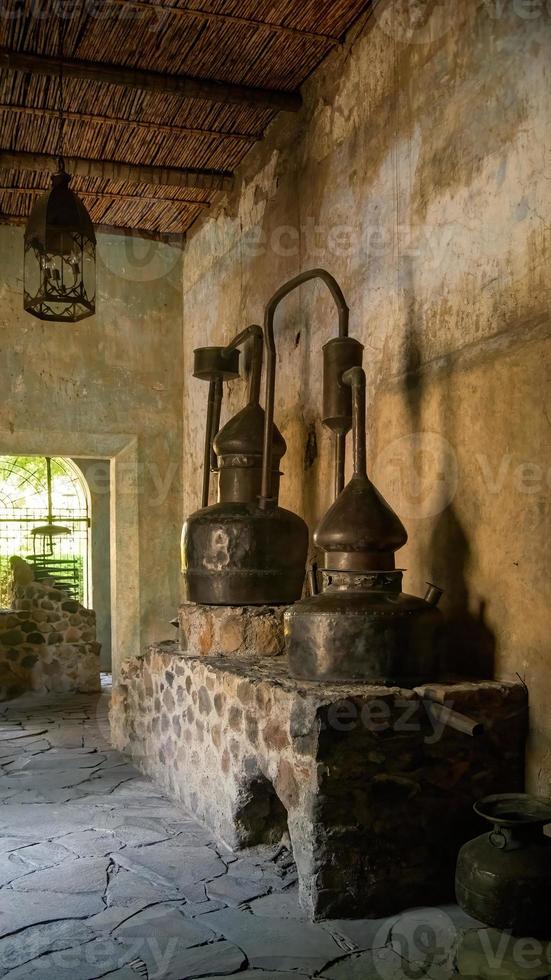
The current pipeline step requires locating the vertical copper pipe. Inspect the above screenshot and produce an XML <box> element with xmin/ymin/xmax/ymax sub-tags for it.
<box><xmin>260</xmin><ymin>269</ymin><xmax>350</xmax><ymax>509</ymax></box>
<box><xmin>201</xmin><ymin>380</ymin><xmax>217</xmax><ymax>508</ymax></box>
<box><xmin>342</xmin><ymin>367</ymin><xmax>367</xmax><ymax>479</ymax></box>
<box><xmin>209</xmin><ymin>377</ymin><xmax>223</xmax><ymax>473</ymax></box>
<box><xmin>334</xmin><ymin>432</ymin><xmax>345</xmax><ymax>498</ymax></box>
<box><xmin>247</xmin><ymin>328</ymin><xmax>263</xmax><ymax>406</ymax></box>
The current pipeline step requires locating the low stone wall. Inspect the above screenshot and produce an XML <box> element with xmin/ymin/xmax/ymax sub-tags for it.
<box><xmin>0</xmin><ymin>564</ymin><xmax>101</xmax><ymax>700</ymax></box>
<box><xmin>111</xmin><ymin>639</ymin><xmax>527</xmax><ymax>920</ymax></box>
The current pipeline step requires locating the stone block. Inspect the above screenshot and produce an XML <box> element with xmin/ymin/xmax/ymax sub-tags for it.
<box><xmin>179</xmin><ymin>602</ymin><xmax>287</xmax><ymax>660</ymax></box>
<box><xmin>111</xmin><ymin>639</ymin><xmax>527</xmax><ymax>921</ymax></box>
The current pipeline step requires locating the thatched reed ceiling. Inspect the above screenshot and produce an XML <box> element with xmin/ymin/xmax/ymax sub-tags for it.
<box><xmin>0</xmin><ymin>0</ymin><xmax>372</xmax><ymax>238</ymax></box>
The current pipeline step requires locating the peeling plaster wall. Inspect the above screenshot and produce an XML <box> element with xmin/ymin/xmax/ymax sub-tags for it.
<box><xmin>182</xmin><ymin>1</ymin><xmax>551</xmax><ymax>789</ymax></box>
<box><xmin>0</xmin><ymin>227</ymin><xmax>184</xmax><ymax>674</ymax></box>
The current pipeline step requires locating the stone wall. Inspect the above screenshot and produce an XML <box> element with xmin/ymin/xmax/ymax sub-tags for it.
<box><xmin>181</xmin><ymin>1</ymin><xmax>551</xmax><ymax>791</ymax></box>
<box><xmin>112</xmin><ymin>641</ymin><xmax>527</xmax><ymax>920</ymax></box>
<box><xmin>0</xmin><ymin>561</ymin><xmax>100</xmax><ymax>699</ymax></box>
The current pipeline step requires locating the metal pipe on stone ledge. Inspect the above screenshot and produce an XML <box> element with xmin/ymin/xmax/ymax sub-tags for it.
<box><xmin>423</xmin><ymin>699</ymin><xmax>485</xmax><ymax>737</ymax></box>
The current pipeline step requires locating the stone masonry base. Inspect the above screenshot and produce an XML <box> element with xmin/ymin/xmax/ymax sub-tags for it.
<box><xmin>111</xmin><ymin>640</ymin><xmax>527</xmax><ymax>921</ymax></box>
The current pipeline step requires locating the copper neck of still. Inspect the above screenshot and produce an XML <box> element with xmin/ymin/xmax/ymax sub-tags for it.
<box><xmin>314</xmin><ymin>366</ymin><xmax>408</xmax><ymax>577</ymax></box>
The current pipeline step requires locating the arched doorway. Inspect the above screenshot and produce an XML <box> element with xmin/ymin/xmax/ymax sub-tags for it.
<box><xmin>0</xmin><ymin>455</ymin><xmax>90</xmax><ymax>608</ymax></box>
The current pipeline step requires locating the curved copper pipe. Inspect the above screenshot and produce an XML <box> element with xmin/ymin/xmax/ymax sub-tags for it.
<box><xmin>259</xmin><ymin>269</ymin><xmax>350</xmax><ymax>509</ymax></box>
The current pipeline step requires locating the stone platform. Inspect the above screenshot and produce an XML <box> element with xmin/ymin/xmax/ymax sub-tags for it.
<box><xmin>111</xmin><ymin>640</ymin><xmax>527</xmax><ymax>921</ymax></box>
<box><xmin>178</xmin><ymin>602</ymin><xmax>288</xmax><ymax>658</ymax></box>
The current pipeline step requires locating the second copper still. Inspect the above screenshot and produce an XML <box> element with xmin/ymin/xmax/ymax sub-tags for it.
<box><xmin>286</xmin><ymin>366</ymin><xmax>443</xmax><ymax>684</ymax></box>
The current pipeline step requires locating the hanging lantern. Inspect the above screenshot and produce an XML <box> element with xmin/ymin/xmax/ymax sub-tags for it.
<box><xmin>23</xmin><ymin>8</ymin><xmax>96</xmax><ymax>323</ymax></box>
<box><xmin>23</xmin><ymin>163</ymin><xmax>96</xmax><ymax>322</ymax></box>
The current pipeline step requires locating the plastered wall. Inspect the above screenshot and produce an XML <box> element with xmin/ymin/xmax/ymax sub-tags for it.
<box><xmin>0</xmin><ymin>226</ymin><xmax>184</xmax><ymax>675</ymax></box>
<box><xmin>182</xmin><ymin>1</ymin><xmax>551</xmax><ymax>789</ymax></box>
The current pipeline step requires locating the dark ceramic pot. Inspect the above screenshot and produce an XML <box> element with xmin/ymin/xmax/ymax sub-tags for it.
<box><xmin>456</xmin><ymin>793</ymin><xmax>551</xmax><ymax>937</ymax></box>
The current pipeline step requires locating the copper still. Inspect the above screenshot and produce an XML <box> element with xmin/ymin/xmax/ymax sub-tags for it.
<box><xmin>182</xmin><ymin>269</ymin><xmax>363</xmax><ymax>606</ymax></box>
<box><xmin>181</xmin><ymin>323</ymin><xmax>306</xmax><ymax>605</ymax></box>
<box><xmin>286</xmin><ymin>366</ymin><xmax>443</xmax><ymax>684</ymax></box>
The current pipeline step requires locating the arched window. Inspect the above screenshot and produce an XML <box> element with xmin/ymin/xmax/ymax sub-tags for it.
<box><xmin>0</xmin><ymin>456</ymin><xmax>90</xmax><ymax>608</ymax></box>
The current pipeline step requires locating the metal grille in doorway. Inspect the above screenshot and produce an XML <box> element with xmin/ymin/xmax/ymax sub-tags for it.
<box><xmin>0</xmin><ymin>456</ymin><xmax>90</xmax><ymax>608</ymax></box>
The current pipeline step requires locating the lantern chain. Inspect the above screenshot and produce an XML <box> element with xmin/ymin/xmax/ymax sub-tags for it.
<box><xmin>57</xmin><ymin>2</ymin><xmax>66</xmax><ymax>171</ymax></box>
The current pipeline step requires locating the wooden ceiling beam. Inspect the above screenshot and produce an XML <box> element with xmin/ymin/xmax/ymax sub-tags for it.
<box><xmin>106</xmin><ymin>0</ymin><xmax>342</xmax><ymax>46</ymax></box>
<box><xmin>0</xmin><ymin>212</ymin><xmax>185</xmax><ymax>242</ymax></box>
<box><xmin>0</xmin><ymin>103</ymin><xmax>260</xmax><ymax>143</ymax></box>
<box><xmin>0</xmin><ymin>149</ymin><xmax>234</xmax><ymax>192</ymax></box>
<box><xmin>0</xmin><ymin>186</ymin><xmax>210</xmax><ymax>208</ymax></box>
<box><xmin>0</xmin><ymin>48</ymin><xmax>302</xmax><ymax>112</ymax></box>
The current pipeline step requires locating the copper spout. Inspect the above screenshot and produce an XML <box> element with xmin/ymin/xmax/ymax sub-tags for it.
<box><xmin>308</xmin><ymin>561</ymin><xmax>320</xmax><ymax>596</ymax></box>
<box><xmin>424</xmin><ymin>583</ymin><xmax>444</xmax><ymax>607</ymax></box>
<box><xmin>259</xmin><ymin>269</ymin><xmax>351</xmax><ymax>510</ymax></box>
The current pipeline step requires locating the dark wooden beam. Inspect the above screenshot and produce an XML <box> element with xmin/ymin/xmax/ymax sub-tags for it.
<box><xmin>0</xmin><ymin>186</ymin><xmax>210</xmax><ymax>208</ymax></box>
<box><xmin>0</xmin><ymin>103</ymin><xmax>260</xmax><ymax>144</ymax></box>
<box><xmin>0</xmin><ymin>48</ymin><xmax>302</xmax><ymax>113</ymax></box>
<box><xmin>0</xmin><ymin>150</ymin><xmax>234</xmax><ymax>193</ymax></box>
<box><xmin>106</xmin><ymin>0</ymin><xmax>342</xmax><ymax>46</ymax></box>
<box><xmin>0</xmin><ymin>212</ymin><xmax>186</xmax><ymax>242</ymax></box>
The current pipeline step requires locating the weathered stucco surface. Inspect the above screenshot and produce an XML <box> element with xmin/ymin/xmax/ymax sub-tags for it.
<box><xmin>0</xmin><ymin>226</ymin><xmax>184</xmax><ymax>676</ymax></box>
<box><xmin>75</xmin><ymin>457</ymin><xmax>112</xmax><ymax>670</ymax></box>
<box><xmin>182</xmin><ymin>2</ymin><xmax>551</xmax><ymax>789</ymax></box>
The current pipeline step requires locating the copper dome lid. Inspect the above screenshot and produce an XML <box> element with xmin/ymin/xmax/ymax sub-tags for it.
<box><xmin>214</xmin><ymin>402</ymin><xmax>286</xmax><ymax>463</ymax></box>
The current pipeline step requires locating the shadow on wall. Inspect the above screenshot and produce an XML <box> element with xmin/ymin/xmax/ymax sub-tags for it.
<box><xmin>400</xmin><ymin>260</ymin><xmax>495</xmax><ymax>680</ymax></box>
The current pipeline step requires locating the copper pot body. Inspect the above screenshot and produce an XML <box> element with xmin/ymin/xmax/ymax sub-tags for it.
<box><xmin>182</xmin><ymin>502</ymin><xmax>308</xmax><ymax>606</ymax></box>
<box><xmin>286</xmin><ymin>571</ymin><xmax>441</xmax><ymax>684</ymax></box>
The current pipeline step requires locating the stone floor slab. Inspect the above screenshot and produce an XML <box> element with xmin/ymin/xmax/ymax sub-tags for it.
<box><xmin>112</xmin><ymin>841</ymin><xmax>226</xmax><ymax>891</ymax></box>
<box><xmin>206</xmin><ymin>873</ymin><xmax>271</xmax><ymax>907</ymax></box>
<box><xmin>113</xmin><ymin>902</ymin><xmax>219</xmax><ymax>945</ymax></box>
<box><xmin>319</xmin><ymin>947</ymin><xmax>411</xmax><ymax>979</ymax></box>
<box><xmin>10</xmin><ymin>855</ymin><xmax>111</xmax><ymax>894</ymax></box>
<box><xmin>0</xmin><ymin>891</ymin><xmax>105</xmax><ymax>937</ymax></box>
<box><xmin>0</xmin><ymin>918</ymin><xmax>95</xmax><ymax>973</ymax></box>
<box><xmin>204</xmin><ymin>907</ymin><xmax>344</xmax><ymax>973</ymax></box>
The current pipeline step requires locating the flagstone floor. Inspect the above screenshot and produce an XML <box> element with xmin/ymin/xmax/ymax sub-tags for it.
<box><xmin>0</xmin><ymin>680</ymin><xmax>544</xmax><ymax>979</ymax></box>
